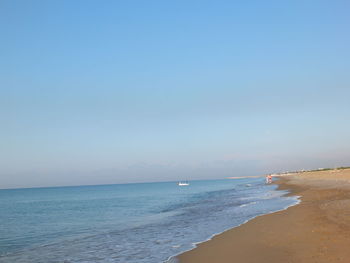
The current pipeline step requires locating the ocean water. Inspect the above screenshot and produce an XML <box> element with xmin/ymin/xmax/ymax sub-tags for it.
<box><xmin>0</xmin><ymin>178</ymin><xmax>298</xmax><ymax>263</ymax></box>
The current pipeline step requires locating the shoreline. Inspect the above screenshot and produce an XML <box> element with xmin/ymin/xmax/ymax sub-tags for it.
<box><xmin>177</xmin><ymin>168</ymin><xmax>350</xmax><ymax>263</ymax></box>
<box><xmin>166</xmin><ymin>181</ymin><xmax>300</xmax><ymax>263</ymax></box>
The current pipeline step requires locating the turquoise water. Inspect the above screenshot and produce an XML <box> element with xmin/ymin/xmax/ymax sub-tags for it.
<box><xmin>0</xmin><ymin>178</ymin><xmax>298</xmax><ymax>263</ymax></box>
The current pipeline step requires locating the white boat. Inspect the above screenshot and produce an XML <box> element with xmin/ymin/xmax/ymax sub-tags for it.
<box><xmin>178</xmin><ymin>181</ymin><xmax>189</xmax><ymax>186</ymax></box>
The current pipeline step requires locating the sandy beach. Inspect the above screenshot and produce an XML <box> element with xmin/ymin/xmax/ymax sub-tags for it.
<box><xmin>177</xmin><ymin>168</ymin><xmax>350</xmax><ymax>263</ymax></box>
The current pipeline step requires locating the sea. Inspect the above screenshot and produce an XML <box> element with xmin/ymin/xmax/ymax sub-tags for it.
<box><xmin>0</xmin><ymin>178</ymin><xmax>299</xmax><ymax>263</ymax></box>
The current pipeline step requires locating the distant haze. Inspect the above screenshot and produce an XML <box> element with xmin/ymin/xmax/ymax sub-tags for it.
<box><xmin>1</xmin><ymin>1</ymin><xmax>350</xmax><ymax>189</ymax></box>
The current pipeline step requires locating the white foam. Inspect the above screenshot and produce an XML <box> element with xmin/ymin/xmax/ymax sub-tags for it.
<box><xmin>239</xmin><ymin>201</ymin><xmax>257</xmax><ymax>207</ymax></box>
<box><xmin>165</xmin><ymin>194</ymin><xmax>300</xmax><ymax>263</ymax></box>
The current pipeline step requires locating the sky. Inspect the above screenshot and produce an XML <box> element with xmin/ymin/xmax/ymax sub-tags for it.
<box><xmin>1</xmin><ymin>0</ymin><xmax>350</xmax><ymax>189</ymax></box>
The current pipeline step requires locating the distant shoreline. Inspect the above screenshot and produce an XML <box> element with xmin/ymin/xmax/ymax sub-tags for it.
<box><xmin>227</xmin><ymin>166</ymin><xmax>350</xmax><ymax>180</ymax></box>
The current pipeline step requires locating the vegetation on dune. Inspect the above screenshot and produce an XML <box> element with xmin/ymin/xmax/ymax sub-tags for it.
<box><xmin>276</xmin><ymin>166</ymin><xmax>350</xmax><ymax>175</ymax></box>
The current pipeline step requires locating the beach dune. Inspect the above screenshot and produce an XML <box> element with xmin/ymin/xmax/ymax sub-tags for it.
<box><xmin>178</xmin><ymin>168</ymin><xmax>350</xmax><ymax>263</ymax></box>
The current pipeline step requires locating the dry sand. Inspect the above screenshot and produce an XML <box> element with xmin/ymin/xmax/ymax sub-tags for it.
<box><xmin>177</xmin><ymin>168</ymin><xmax>350</xmax><ymax>263</ymax></box>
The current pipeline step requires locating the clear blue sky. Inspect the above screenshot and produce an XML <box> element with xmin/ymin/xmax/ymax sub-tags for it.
<box><xmin>1</xmin><ymin>0</ymin><xmax>350</xmax><ymax>188</ymax></box>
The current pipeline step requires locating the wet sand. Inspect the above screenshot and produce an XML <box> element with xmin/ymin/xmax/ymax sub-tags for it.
<box><xmin>178</xmin><ymin>168</ymin><xmax>350</xmax><ymax>263</ymax></box>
